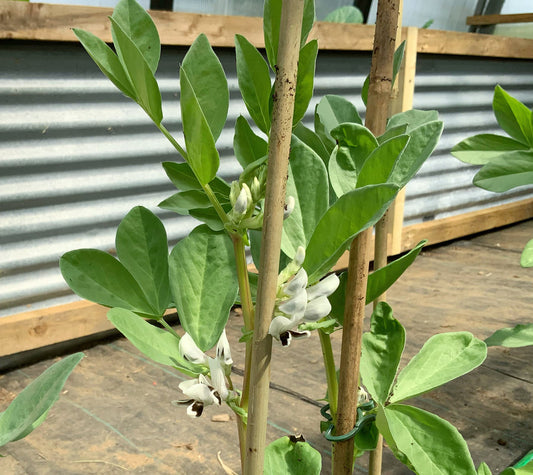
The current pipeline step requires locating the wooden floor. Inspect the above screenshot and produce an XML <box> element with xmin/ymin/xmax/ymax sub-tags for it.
<box><xmin>1</xmin><ymin>220</ymin><xmax>532</xmax><ymax>474</ymax></box>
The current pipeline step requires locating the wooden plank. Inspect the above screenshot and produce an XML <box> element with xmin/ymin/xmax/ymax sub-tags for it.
<box><xmin>3</xmin><ymin>2</ymin><xmax>533</xmax><ymax>59</ymax></box>
<box><xmin>401</xmin><ymin>197</ymin><xmax>533</xmax><ymax>252</ymax></box>
<box><xmin>388</xmin><ymin>26</ymin><xmax>418</xmax><ymax>255</ymax></box>
<box><xmin>417</xmin><ymin>28</ymin><xmax>533</xmax><ymax>59</ymax></box>
<box><xmin>0</xmin><ymin>300</ymin><xmax>112</xmax><ymax>357</ymax></box>
<box><xmin>467</xmin><ymin>13</ymin><xmax>533</xmax><ymax>26</ymax></box>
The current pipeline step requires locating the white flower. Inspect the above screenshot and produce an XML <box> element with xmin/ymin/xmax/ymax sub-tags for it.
<box><xmin>177</xmin><ymin>331</ymin><xmax>233</xmax><ymax>417</ymax></box>
<box><xmin>233</xmin><ymin>183</ymin><xmax>252</xmax><ymax>217</ymax></box>
<box><xmin>179</xmin><ymin>333</ymin><xmax>208</xmax><ymax>365</ymax></box>
<box><xmin>216</xmin><ymin>329</ymin><xmax>233</xmax><ymax>367</ymax></box>
<box><xmin>269</xmin><ymin>269</ymin><xmax>340</xmax><ymax>346</ymax></box>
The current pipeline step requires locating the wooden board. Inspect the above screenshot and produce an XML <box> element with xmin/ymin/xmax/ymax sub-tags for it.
<box><xmin>2</xmin><ymin>1</ymin><xmax>533</xmax><ymax>59</ymax></box>
<box><xmin>467</xmin><ymin>13</ymin><xmax>533</xmax><ymax>26</ymax></box>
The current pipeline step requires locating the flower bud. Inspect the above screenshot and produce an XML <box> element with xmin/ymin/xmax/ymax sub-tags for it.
<box><xmin>229</xmin><ymin>181</ymin><xmax>241</xmax><ymax>207</ymax></box>
<box><xmin>294</xmin><ymin>246</ymin><xmax>305</xmax><ymax>267</ymax></box>
<box><xmin>233</xmin><ymin>184</ymin><xmax>251</xmax><ymax>216</ymax></box>
<box><xmin>251</xmin><ymin>176</ymin><xmax>262</xmax><ymax>201</ymax></box>
<box><xmin>284</xmin><ymin>196</ymin><xmax>295</xmax><ymax>219</ymax></box>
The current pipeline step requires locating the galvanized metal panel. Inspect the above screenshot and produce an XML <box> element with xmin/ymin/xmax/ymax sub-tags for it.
<box><xmin>2</xmin><ymin>42</ymin><xmax>533</xmax><ymax>318</ymax></box>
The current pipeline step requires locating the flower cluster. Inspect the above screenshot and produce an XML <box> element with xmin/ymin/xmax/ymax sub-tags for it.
<box><xmin>177</xmin><ymin>330</ymin><xmax>234</xmax><ymax>417</ymax></box>
<box><xmin>268</xmin><ymin>247</ymin><xmax>340</xmax><ymax>346</ymax></box>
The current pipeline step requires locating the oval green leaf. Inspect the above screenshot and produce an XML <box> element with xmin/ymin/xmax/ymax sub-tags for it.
<box><xmin>485</xmin><ymin>323</ymin><xmax>533</xmax><ymax>348</ymax></box>
<box><xmin>391</xmin><ymin>332</ymin><xmax>487</xmax><ymax>404</ymax></box>
<box><xmin>107</xmin><ymin>308</ymin><xmax>203</xmax><ymax>377</ymax></box>
<box><xmin>361</xmin><ymin>302</ymin><xmax>405</xmax><ymax>405</ymax></box>
<box><xmin>493</xmin><ymin>85</ymin><xmax>533</xmax><ymax>147</ymax></box>
<box><xmin>304</xmin><ymin>183</ymin><xmax>399</xmax><ymax>282</ymax></box>
<box><xmin>235</xmin><ymin>35</ymin><xmax>272</xmax><ymax>134</ymax></box>
<box><xmin>60</xmin><ymin>249</ymin><xmax>157</xmax><ymax>315</ymax></box>
<box><xmin>281</xmin><ymin>140</ymin><xmax>329</xmax><ymax>258</ymax></box>
<box><xmin>111</xmin><ymin>0</ymin><xmax>160</xmax><ymax>74</ymax></box>
<box><xmin>473</xmin><ymin>150</ymin><xmax>533</xmax><ymax>192</ymax></box>
<box><xmin>264</xmin><ymin>436</ymin><xmax>321</xmax><ymax>475</ymax></box>
<box><xmin>0</xmin><ymin>353</ymin><xmax>84</xmax><ymax>447</ymax></box>
<box><xmin>234</xmin><ymin>115</ymin><xmax>269</xmax><ymax>169</ymax></box>
<box><xmin>109</xmin><ymin>17</ymin><xmax>162</xmax><ymax>124</ymax></box>
<box><xmin>382</xmin><ymin>404</ymin><xmax>477</xmax><ymax>475</ymax></box>
<box><xmin>293</xmin><ymin>40</ymin><xmax>318</xmax><ymax>125</ymax></box>
<box><xmin>451</xmin><ymin>134</ymin><xmax>529</xmax><ymax>165</ymax></box>
<box><xmin>115</xmin><ymin>206</ymin><xmax>170</xmax><ymax>315</ymax></box>
<box><xmin>169</xmin><ymin>226</ymin><xmax>238</xmax><ymax>351</ymax></box>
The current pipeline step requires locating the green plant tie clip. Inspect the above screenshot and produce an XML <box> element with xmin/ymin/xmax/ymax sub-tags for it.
<box><xmin>320</xmin><ymin>401</ymin><xmax>376</xmax><ymax>442</ymax></box>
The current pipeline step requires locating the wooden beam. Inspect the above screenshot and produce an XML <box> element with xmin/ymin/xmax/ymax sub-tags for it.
<box><xmin>400</xmin><ymin>198</ymin><xmax>533</xmax><ymax>252</ymax></box>
<box><xmin>0</xmin><ymin>300</ymin><xmax>112</xmax><ymax>358</ymax></box>
<box><xmin>1</xmin><ymin>198</ymin><xmax>533</xmax><ymax>358</ymax></box>
<box><xmin>416</xmin><ymin>28</ymin><xmax>533</xmax><ymax>59</ymax></box>
<box><xmin>467</xmin><ymin>13</ymin><xmax>533</xmax><ymax>26</ymax></box>
<box><xmin>3</xmin><ymin>2</ymin><xmax>533</xmax><ymax>59</ymax></box>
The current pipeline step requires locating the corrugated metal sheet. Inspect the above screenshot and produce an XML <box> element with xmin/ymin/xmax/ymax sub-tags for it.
<box><xmin>2</xmin><ymin>42</ymin><xmax>533</xmax><ymax>318</ymax></box>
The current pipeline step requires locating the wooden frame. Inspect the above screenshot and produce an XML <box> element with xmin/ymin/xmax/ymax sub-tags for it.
<box><xmin>467</xmin><ymin>13</ymin><xmax>533</xmax><ymax>26</ymax></box>
<box><xmin>1</xmin><ymin>1</ymin><xmax>533</xmax><ymax>357</ymax></box>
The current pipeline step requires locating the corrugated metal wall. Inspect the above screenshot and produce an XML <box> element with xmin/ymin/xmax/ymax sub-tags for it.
<box><xmin>1</xmin><ymin>41</ymin><xmax>533</xmax><ymax>318</ymax></box>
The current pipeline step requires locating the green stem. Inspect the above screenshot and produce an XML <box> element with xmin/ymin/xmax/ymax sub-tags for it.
<box><xmin>160</xmin><ymin>317</ymin><xmax>181</xmax><ymax>341</ymax></box>
<box><xmin>319</xmin><ymin>329</ymin><xmax>338</xmax><ymax>422</ymax></box>
<box><xmin>231</xmin><ymin>234</ymin><xmax>255</xmax><ymax>470</ymax></box>
<box><xmin>157</xmin><ymin>122</ymin><xmax>188</xmax><ymax>159</ymax></box>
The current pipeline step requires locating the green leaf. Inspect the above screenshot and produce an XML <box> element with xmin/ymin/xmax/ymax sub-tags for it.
<box><xmin>281</xmin><ymin>140</ymin><xmax>329</xmax><ymax>258</ymax></box>
<box><xmin>391</xmin><ymin>332</ymin><xmax>487</xmax><ymax>404</ymax></box>
<box><xmin>60</xmin><ymin>249</ymin><xmax>157</xmax><ymax>315</ymax></box>
<box><xmin>179</xmin><ymin>67</ymin><xmax>220</xmax><ymax>185</ymax></box>
<box><xmin>264</xmin><ymin>436</ymin><xmax>321</xmax><ymax>475</ymax></box>
<box><xmin>388</xmin><ymin>120</ymin><xmax>443</xmax><ymax>189</ymax></box>
<box><xmin>477</xmin><ymin>462</ymin><xmax>493</xmax><ymax>475</ymax></box>
<box><xmin>328</xmin><ymin>123</ymin><xmax>379</xmax><ymax>197</ymax></box>
<box><xmin>169</xmin><ymin>226</ymin><xmax>238</xmax><ymax>351</ymax></box>
<box><xmin>387</xmin><ymin>109</ymin><xmax>439</xmax><ymax>132</ymax></box>
<box><xmin>485</xmin><ymin>323</ymin><xmax>533</xmax><ymax>348</ymax></box>
<box><xmin>473</xmin><ymin>150</ymin><xmax>533</xmax><ymax>192</ymax></box>
<box><xmin>73</xmin><ymin>29</ymin><xmax>136</xmax><ymax>100</ymax></box>
<box><xmin>366</xmin><ymin>240</ymin><xmax>426</xmax><ymax>303</ymax></box>
<box><xmin>451</xmin><ymin>134</ymin><xmax>529</xmax><ymax>165</ymax></box>
<box><xmin>493</xmin><ymin>85</ymin><xmax>533</xmax><ymax>146</ymax></box>
<box><xmin>361</xmin><ymin>302</ymin><xmax>405</xmax><ymax>404</ymax></box>
<box><xmin>378</xmin><ymin>124</ymin><xmax>408</xmax><ymax>144</ymax></box>
<box><xmin>382</xmin><ymin>404</ymin><xmax>477</xmax><ymax>475</ymax></box>
<box><xmin>158</xmin><ymin>190</ymin><xmax>213</xmax><ymax>215</ymax></box>
<box><xmin>0</xmin><ymin>353</ymin><xmax>83</xmax><ymax>447</ymax></box>
<box><xmin>315</xmin><ymin>95</ymin><xmax>363</xmax><ymax>152</ymax></box>
<box><xmin>162</xmin><ymin>162</ymin><xmax>230</xmax><ymax>196</ymax></box>
<box><xmin>111</xmin><ymin>0</ymin><xmax>160</xmax><ymax>74</ymax></box>
<box><xmin>330</xmin><ymin>241</ymin><xmax>426</xmax><ymax>325</ymax></box>
<box><xmin>521</xmin><ymin>239</ymin><xmax>533</xmax><ymax>267</ymax></box>
<box><xmin>233</xmin><ymin>116</ymin><xmax>268</xmax><ymax>169</ymax></box>
<box><xmin>293</xmin><ymin>123</ymin><xmax>330</xmax><ymax>164</ymax></box>
<box><xmin>293</xmin><ymin>40</ymin><xmax>318</xmax><ymax>125</ymax></box>
<box><xmin>189</xmin><ymin>206</ymin><xmax>231</xmax><ymax>231</ymax></box>
<box><xmin>235</xmin><ymin>34</ymin><xmax>272</xmax><ymax>134</ymax></box>
<box><xmin>110</xmin><ymin>17</ymin><xmax>162</xmax><ymax>124</ymax></box>
<box><xmin>263</xmin><ymin>0</ymin><xmax>315</xmax><ymax>70</ymax></box>
<box><xmin>181</xmin><ymin>34</ymin><xmax>229</xmax><ymax>141</ymax></box>
<box><xmin>116</xmin><ymin>206</ymin><xmax>170</xmax><ymax>316</ymax></box>
<box><xmin>357</xmin><ymin>135</ymin><xmax>409</xmax><ymax>187</ymax></box>
<box><xmin>324</xmin><ymin>5</ymin><xmax>363</xmax><ymax>23</ymax></box>
<box><xmin>304</xmin><ymin>184</ymin><xmax>399</xmax><ymax>282</ymax></box>
<box><xmin>107</xmin><ymin>308</ymin><xmax>202</xmax><ymax>376</ymax></box>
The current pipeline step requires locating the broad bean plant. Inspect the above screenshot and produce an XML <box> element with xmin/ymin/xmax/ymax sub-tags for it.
<box><xmin>55</xmin><ymin>0</ymin><xmax>526</xmax><ymax>473</ymax></box>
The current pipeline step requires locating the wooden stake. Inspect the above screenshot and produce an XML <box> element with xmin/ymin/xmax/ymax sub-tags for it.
<box><xmin>243</xmin><ymin>1</ymin><xmax>304</xmax><ymax>473</ymax></box>
<box><xmin>333</xmin><ymin>1</ymin><xmax>400</xmax><ymax>473</ymax></box>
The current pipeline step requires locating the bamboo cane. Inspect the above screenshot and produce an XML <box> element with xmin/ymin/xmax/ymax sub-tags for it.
<box><xmin>369</xmin><ymin>1</ymin><xmax>403</xmax><ymax>473</ymax></box>
<box><xmin>243</xmin><ymin>1</ymin><xmax>304</xmax><ymax>473</ymax></box>
<box><xmin>332</xmin><ymin>1</ymin><xmax>401</xmax><ymax>473</ymax></box>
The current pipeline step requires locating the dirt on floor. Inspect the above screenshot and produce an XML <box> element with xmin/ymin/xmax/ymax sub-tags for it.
<box><xmin>1</xmin><ymin>220</ymin><xmax>532</xmax><ymax>474</ymax></box>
